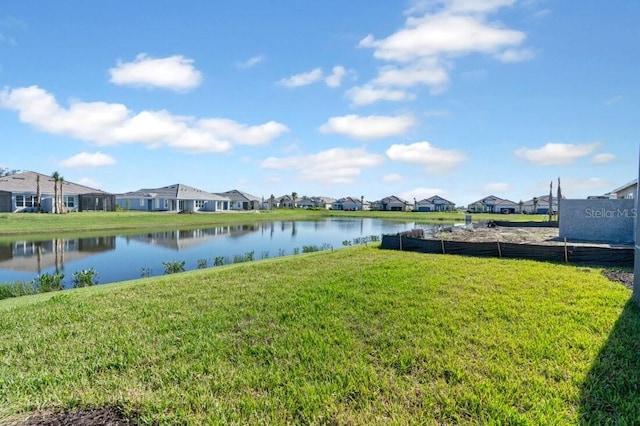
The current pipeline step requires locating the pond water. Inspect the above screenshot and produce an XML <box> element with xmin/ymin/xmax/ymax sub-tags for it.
<box><xmin>0</xmin><ymin>218</ymin><xmax>445</xmax><ymax>287</ymax></box>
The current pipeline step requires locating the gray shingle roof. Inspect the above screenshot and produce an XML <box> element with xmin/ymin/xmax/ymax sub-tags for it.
<box><xmin>0</xmin><ymin>171</ymin><xmax>110</xmax><ymax>195</ymax></box>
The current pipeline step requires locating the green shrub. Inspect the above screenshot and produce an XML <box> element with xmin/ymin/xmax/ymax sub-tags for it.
<box><xmin>33</xmin><ymin>272</ymin><xmax>64</xmax><ymax>293</ymax></box>
<box><xmin>163</xmin><ymin>261</ymin><xmax>186</xmax><ymax>274</ymax></box>
<box><xmin>72</xmin><ymin>268</ymin><xmax>98</xmax><ymax>288</ymax></box>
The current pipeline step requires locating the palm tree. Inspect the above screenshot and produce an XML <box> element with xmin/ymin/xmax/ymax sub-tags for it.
<box><xmin>35</xmin><ymin>174</ymin><xmax>41</xmax><ymax>212</ymax></box>
<box><xmin>52</xmin><ymin>171</ymin><xmax>60</xmax><ymax>214</ymax></box>
<box><xmin>291</xmin><ymin>192</ymin><xmax>298</xmax><ymax>209</ymax></box>
<box><xmin>59</xmin><ymin>176</ymin><xmax>65</xmax><ymax>213</ymax></box>
<box><xmin>270</xmin><ymin>194</ymin><xmax>275</xmax><ymax>210</ymax></box>
<box><xmin>518</xmin><ymin>200</ymin><xmax>524</xmax><ymax>214</ymax></box>
<box><xmin>361</xmin><ymin>195</ymin><xmax>365</xmax><ymax>211</ymax></box>
<box><xmin>532</xmin><ymin>197</ymin><xmax>539</xmax><ymax>215</ymax></box>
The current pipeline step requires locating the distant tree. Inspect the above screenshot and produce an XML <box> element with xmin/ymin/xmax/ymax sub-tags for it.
<box><xmin>291</xmin><ymin>192</ymin><xmax>298</xmax><ymax>209</ymax></box>
<box><xmin>361</xmin><ymin>195</ymin><xmax>365</xmax><ymax>211</ymax></box>
<box><xmin>52</xmin><ymin>171</ymin><xmax>60</xmax><ymax>214</ymax></box>
<box><xmin>518</xmin><ymin>200</ymin><xmax>524</xmax><ymax>214</ymax></box>
<box><xmin>270</xmin><ymin>194</ymin><xmax>275</xmax><ymax>210</ymax></box>
<box><xmin>532</xmin><ymin>197</ymin><xmax>539</xmax><ymax>215</ymax></box>
<box><xmin>59</xmin><ymin>176</ymin><xmax>65</xmax><ymax>213</ymax></box>
<box><xmin>36</xmin><ymin>174</ymin><xmax>41</xmax><ymax>212</ymax></box>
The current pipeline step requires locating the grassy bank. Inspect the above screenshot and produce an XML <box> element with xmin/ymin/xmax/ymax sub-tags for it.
<box><xmin>0</xmin><ymin>210</ymin><xmax>546</xmax><ymax>237</ymax></box>
<box><xmin>0</xmin><ymin>246</ymin><xmax>636</xmax><ymax>424</ymax></box>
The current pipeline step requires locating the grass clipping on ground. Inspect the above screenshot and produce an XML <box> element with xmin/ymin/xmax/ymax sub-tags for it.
<box><xmin>0</xmin><ymin>246</ymin><xmax>638</xmax><ymax>425</ymax></box>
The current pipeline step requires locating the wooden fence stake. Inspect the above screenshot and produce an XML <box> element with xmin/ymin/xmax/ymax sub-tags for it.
<box><xmin>564</xmin><ymin>238</ymin><xmax>568</xmax><ymax>263</ymax></box>
<box><xmin>399</xmin><ymin>235</ymin><xmax>403</xmax><ymax>251</ymax></box>
<box><xmin>497</xmin><ymin>240</ymin><xmax>502</xmax><ymax>258</ymax></box>
<box><xmin>441</xmin><ymin>238</ymin><xmax>446</xmax><ymax>254</ymax></box>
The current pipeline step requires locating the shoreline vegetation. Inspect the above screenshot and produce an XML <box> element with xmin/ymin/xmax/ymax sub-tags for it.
<box><xmin>0</xmin><ymin>246</ymin><xmax>637</xmax><ymax>424</ymax></box>
<box><xmin>2</xmin><ymin>211</ymin><xmax>635</xmax><ymax>424</ymax></box>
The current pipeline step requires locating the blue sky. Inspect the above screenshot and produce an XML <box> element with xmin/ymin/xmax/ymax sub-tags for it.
<box><xmin>0</xmin><ymin>0</ymin><xmax>637</xmax><ymax>206</ymax></box>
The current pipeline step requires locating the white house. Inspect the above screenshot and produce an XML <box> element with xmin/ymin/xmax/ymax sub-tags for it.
<box><xmin>607</xmin><ymin>179</ymin><xmax>637</xmax><ymax>199</ymax></box>
<box><xmin>332</xmin><ymin>197</ymin><xmax>366</xmax><ymax>211</ymax></box>
<box><xmin>117</xmin><ymin>184</ymin><xmax>230</xmax><ymax>212</ymax></box>
<box><xmin>371</xmin><ymin>195</ymin><xmax>412</xmax><ymax>212</ymax></box>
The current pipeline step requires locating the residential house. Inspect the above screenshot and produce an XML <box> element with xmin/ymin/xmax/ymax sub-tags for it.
<box><xmin>0</xmin><ymin>171</ymin><xmax>115</xmax><ymax>213</ymax></box>
<box><xmin>276</xmin><ymin>194</ymin><xmax>296</xmax><ymax>209</ymax></box>
<box><xmin>332</xmin><ymin>197</ymin><xmax>367</xmax><ymax>211</ymax></box>
<box><xmin>371</xmin><ymin>195</ymin><xmax>412</xmax><ymax>212</ymax></box>
<box><xmin>219</xmin><ymin>189</ymin><xmax>262</xmax><ymax>210</ymax></box>
<box><xmin>116</xmin><ymin>184</ymin><xmax>230</xmax><ymax>212</ymax></box>
<box><xmin>522</xmin><ymin>194</ymin><xmax>559</xmax><ymax>214</ymax></box>
<box><xmin>606</xmin><ymin>179</ymin><xmax>637</xmax><ymax>199</ymax></box>
<box><xmin>467</xmin><ymin>195</ymin><xmax>518</xmax><ymax>214</ymax></box>
<box><xmin>297</xmin><ymin>196</ymin><xmax>336</xmax><ymax>209</ymax></box>
<box><xmin>415</xmin><ymin>195</ymin><xmax>456</xmax><ymax>212</ymax></box>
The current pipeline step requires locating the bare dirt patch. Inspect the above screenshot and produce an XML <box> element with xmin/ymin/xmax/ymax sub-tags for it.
<box><xmin>7</xmin><ymin>407</ymin><xmax>132</xmax><ymax>426</ymax></box>
<box><xmin>601</xmin><ymin>270</ymin><xmax>634</xmax><ymax>290</ymax></box>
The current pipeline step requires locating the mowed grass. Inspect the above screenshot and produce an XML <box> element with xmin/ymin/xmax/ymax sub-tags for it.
<box><xmin>0</xmin><ymin>210</ymin><xmax>546</xmax><ymax>237</ymax></box>
<box><xmin>0</xmin><ymin>246</ymin><xmax>637</xmax><ymax>424</ymax></box>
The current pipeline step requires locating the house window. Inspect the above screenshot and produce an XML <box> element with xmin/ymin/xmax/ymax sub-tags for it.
<box><xmin>64</xmin><ymin>196</ymin><xmax>75</xmax><ymax>208</ymax></box>
<box><xmin>140</xmin><ymin>199</ymin><xmax>144</xmax><ymax>207</ymax></box>
<box><xmin>15</xmin><ymin>195</ymin><xmax>24</xmax><ymax>207</ymax></box>
<box><xmin>164</xmin><ymin>199</ymin><xmax>169</xmax><ymax>209</ymax></box>
<box><xmin>195</xmin><ymin>200</ymin><xmax>204</xmax><ymax>208</ymax></box>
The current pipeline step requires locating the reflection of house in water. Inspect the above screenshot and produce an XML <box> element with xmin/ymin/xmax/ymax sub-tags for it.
<box><xmin>128</xmin><ymin>225</ymin><xmax>261</xmax><ymax>250</ymax></box>
<box><xmin>0</xmin><ymin>237</ymin><xmax>116</xmax><ymax>274</ymax></box>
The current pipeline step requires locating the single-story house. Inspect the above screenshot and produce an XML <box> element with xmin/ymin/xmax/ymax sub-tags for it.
<box><xmin>218</xmin><ymin>189</ymin><xmax>262</xmax><ymax>210</ymax></box>
<box><xmin>522</xmin><ymin>194</ymin><xmax>559</xmax><ymax>214</ymax></box>
<box><xmin>606</xmin><ymin>179</ymin><xmax>637</xmax><ymax>199</ymax></box>
<box><xmin>371</xmin><ymin>195</ymin><xmax>412</xmax><ymax>212</ymax></box>
<box><xmin>296</xmin><ymin>196</ymin><xmax>336</xmax><ymax>209</ymax></box>
<box><xmin>332</xmin><ymin>197</ymin><xmax>368</xmax><ymax>211</ymax></box>
<box><xmin>467</xmin><ymin>195</ymin><xmax>519</xmax><ymax>214</ymax></box>
<box><xmin>0</xmin><ymin>171</ymin><xmax>115</xmax><ymax>213</ymax></box>
<box><xmin>116</xmin><ymin>184</ymin><xmax>230</xmax><ymax>212</ymax></box>
<box><xmin>415</xmin><ymin>195</ymin><xmax>456</xmax><ymax>212</ymax></box>
<box><xmin>276</xmin><ymin>194</ymin><xmax>296</xmax><ymax>209</ymax></box>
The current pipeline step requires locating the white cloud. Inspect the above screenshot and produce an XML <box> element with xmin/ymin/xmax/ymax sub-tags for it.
<box><xmin>237</xmin><ymin>54</ymin><xmax>265</xmax><ymax>69</ymax></box>
<box><xmin>345</xmin><ymin>86</ymin><xmax>416</xmax><ymax>106</ymax></box>
<box><xmin>352</xmin><ymin>1</ymin><xmax>530</xmax><ymax>104</ymax></box>
<box><xmin>109</xmin><ymin>54</ymin><xmax>202</xmax><ymax>92</ymax></box>
<box><xmin>591</xmin><ymin>153</ymin><xmax>615</xmax><ymax>165</ymax></box>
<box><xmin>400</xmin><ymin>187</ymin><xmax>446</xmax><ymax>202</ymax></box>
<box><xmin>325</xmin><ymin>66</ymin><xmax>347</xmax><ymax>88</ymax></box>
<box><xmin>484</xmin><ymin>182</ymin><xmax>510</xmax><ymax>192</ymax></box>
<box><xmin>359</xmin><ymin>13</ymin><xmax>525</xmax><ymax>62</ymax></box>
<box><xmin>372</xmin><ymin>59</ymin><xmax>450</xmax><ymax>91</ymax></box>
<box><xmin>319</xmin><ymin>114</ymin><xmax>415</xmax><ymax>140</ymax></box>
<box><xmin>494</xmin><ymin>48</ymin><xmax>535</xmax><ymax>62</ymax></box>
<box><xmin>77</xmin><ymin>177</ymin><xmax>103</xmax><ymax>189</ymax></box>
<box><xmin>198</xmin><ymin>118</ymin><xmax>289</xmax><ymax>146</ymax></box>
<box><xmin>278</xmin><ymin>68</ymin><xmax>323</xmax><ymax>87</ymax></box>
<box><xmin>555</xmin><ymin>177</ymin><xmax>613</xmax><ymax>196</ymax></box>
<box><xmin>515</xmin><ymin>142</ymin><xmax>602</xmax><ymax>166</ymax></box>
<box><xmin>382</xmin><ymin>173</ymin><xmax>404</xmax><ymax>183</ymax></box>
<box><xmin>260</xmin><ymin>147</ymin><xmax>384</xmax><ymax>184</ymax></box>
<box><xmin>59</xmin><ymin>152</ymin><xmax>116</xmax><ymax>168</ymax></box>
<box><xmin>0</xmin><ymin>85</ymin><xmax>288</xmax><ymax>154</ymax></box>
<box><xmin>386</xmin><ymin>141</ymin><xmax>466</xmax><ymax>173</ymax></box>
<box><xmin>605</xmin><ymin>95</ymin><xmax>622</xmax><ymax>106</ymax></box>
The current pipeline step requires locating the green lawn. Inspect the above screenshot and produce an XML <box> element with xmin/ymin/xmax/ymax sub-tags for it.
<box><xmin>0</xmin><ymin>210</ymin><xmax>547</xmax><ymax>237</ymax></box>
<box><xmin>0</xmin><ymin>246</ymin><xmax>636</xmax><ymax>424</ymax></box>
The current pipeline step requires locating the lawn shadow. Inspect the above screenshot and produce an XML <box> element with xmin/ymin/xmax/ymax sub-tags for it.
<box><xmin>579</xmin><ymin>298</ymin><xmax>640</xmax><ymax>424</ymax></box>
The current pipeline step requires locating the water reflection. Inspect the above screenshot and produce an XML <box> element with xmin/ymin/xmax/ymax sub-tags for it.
<box><xmin>0</xmin><ymin>237</ymin><xmax>115</xmax><ymax>274</ymax></box>
<box><xmin>0</xmin><ymin>218</ymin><xmax>435</xmax><ymax>286</ymax></box>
